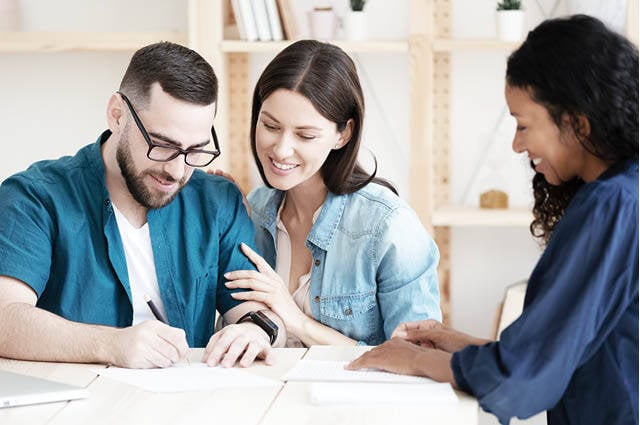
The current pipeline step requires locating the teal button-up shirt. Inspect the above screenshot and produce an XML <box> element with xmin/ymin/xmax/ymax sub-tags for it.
<box><xmin>0</xmin><ymin>131</ymin><xmax>257</xmax><ymax>348</ymax></box>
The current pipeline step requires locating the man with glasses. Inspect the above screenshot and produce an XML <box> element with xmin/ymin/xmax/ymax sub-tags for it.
<box><xmin>0</xmin><ymin>42</ymin><xmax>285</xmax><ymax>368</ymax></box>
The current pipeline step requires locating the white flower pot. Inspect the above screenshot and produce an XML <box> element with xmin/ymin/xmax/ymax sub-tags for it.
<box><xmin>496</xmin><ymin>10</ymin><xmax>525</xmax><ymax>42</ymax></box>
<box><xmin>0</xmin><ymin>0</ymin><xmax>20</xmax><ymax>31</ymax></box>
<box><xmin>308</xmin><ymin>9</ymin><xmax>337</xmax><ymax>40</ymax></box>
<box><xmin>344</xmin><ymin>11</ymin><xmax>367</xmax><ymax>41</ymax></box>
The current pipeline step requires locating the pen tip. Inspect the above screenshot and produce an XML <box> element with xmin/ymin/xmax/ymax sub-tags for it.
<box><xmin>143</xmin><ymin>294</ymin><xmax>151</xmax><ymax>302</ymax></box>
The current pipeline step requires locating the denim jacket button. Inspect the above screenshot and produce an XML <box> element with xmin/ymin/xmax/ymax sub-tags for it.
<box><xmin>314</xmin><ymin>259</ymin><xmax>321</xmax><ymax>267</ymax></box>
<box><xmin>344</xmin><ymin>308</ymin><xmax>352</xmax><ymax>316</ymax></box>
<box><xmin>314</xmin><ymin>295</ymin><xmax>320</xmax><ymax>303</ymax></box>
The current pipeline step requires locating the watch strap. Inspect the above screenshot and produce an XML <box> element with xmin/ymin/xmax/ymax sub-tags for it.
<box><xmin>236</xmin><ymin>311</ymin><xmax>278</xmax><ymax>345</ymax></box>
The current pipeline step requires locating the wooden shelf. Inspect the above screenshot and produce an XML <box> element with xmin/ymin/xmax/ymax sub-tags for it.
<box><xmin>220</xmin><ymin>39</ymin><xmax>409</xmax><ymax>53</ymax></box>
<box><xmin>0</xmin><ymin>32</ymin><xmax>187</xmax><ymax>52</ymax></box>
<box><xmin>432</xmin><ymin>205</ymin><xmax>532</xmax><ymax>227</ymax></box>
<box><xmin>432</xmin><ymin>38</ymin><xmax>521</xmax><ymax>52</ymax></box>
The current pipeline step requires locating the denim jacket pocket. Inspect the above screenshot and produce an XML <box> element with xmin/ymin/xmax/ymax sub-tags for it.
<box><xmin>320</xmin><ymin>291</ymin><xmax>377</xmax><ymax>319</ymax></box>
<box><xmin>319</xmin><ymin>291</ymin><xmax>380</xmax><ymax>342</ymax></box>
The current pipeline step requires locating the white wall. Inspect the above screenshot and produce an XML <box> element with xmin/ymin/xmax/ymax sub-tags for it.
<box><xmin>0</xmin><ymin>0</ymin><xmax>626</xmax><ymax>351</ymax></box>
<box><xmin>0</xmin><ymin>0</ymin><xmax>187</xmax><ymax>182</ymax></box>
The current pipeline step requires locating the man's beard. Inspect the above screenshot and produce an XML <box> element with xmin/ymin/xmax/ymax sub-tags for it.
<box><xmin>116</xmin><ymin>137</ymin><xmax>187</xmax><ymax>210</ymax></box>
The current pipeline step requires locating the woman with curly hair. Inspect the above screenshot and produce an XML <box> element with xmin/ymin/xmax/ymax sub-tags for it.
<box><xmin>349</xmin><ymin>15</ymin><xmax>638</xmax><ymax>425</ymax></box>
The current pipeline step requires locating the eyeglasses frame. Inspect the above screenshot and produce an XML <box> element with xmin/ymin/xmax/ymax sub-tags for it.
<box><xmin>117</xmin><ymin>91</ymin><xmax>220</xmax><ymax>167</ymax></box>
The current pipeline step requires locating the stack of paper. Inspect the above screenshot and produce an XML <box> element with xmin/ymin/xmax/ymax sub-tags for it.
<box><xmin>284</xmin><ymin>360</ymin><xmax>433</xmax><ymax>384</ymax></box>
<box><xmin>310</xmin><ymin>382</ymin><xmax>458</xmax><ymax>405</ymax></box>
<box><xmin>92</xmin><ymin>363</ymin><xmax>279</xmax><ymax>393</ymax></box>
<box><xmin>284</xmin><ymin>360</ymin><xmax>458</xmax><ymax>405</ymax></box>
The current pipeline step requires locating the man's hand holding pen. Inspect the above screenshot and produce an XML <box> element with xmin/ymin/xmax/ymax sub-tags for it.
<box><xmin>106</xmin><ymin>320</ymin><xmax>190</xmax><ymax>369</ymax></box>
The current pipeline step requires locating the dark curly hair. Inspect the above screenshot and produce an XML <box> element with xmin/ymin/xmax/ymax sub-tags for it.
<box><xmin>506</xmin><ymin>15</ymin><xmax>638</xmax><ymax>244</ymax></box>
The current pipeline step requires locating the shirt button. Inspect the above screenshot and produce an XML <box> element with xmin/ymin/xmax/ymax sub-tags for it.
<box><xmin>104</xmin><ymin>199</ymin><xmax>110</xmax><ymax>206</ymax></box>
<box><xmin>314</xmin><ymin>295</ymin><xmax>320</xmax><ymax>303</ymax></box>
<box><xmin>314</xmin><ymin>259</ymin><xmax>321</xmax><ymax>267</ymax></box>
<box><xmin>344</xmin><ymin>308</ymin><xmax>352</xmax><ymax>316</ymax></box>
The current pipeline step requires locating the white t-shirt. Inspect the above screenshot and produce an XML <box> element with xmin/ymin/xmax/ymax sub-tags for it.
<box><xmin>112</xmin><ymin>204</ymin><xmax>167</xmax><ymax>325</ymax></box>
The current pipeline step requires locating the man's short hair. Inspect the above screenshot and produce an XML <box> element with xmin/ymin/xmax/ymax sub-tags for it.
<box><xmin>119</xmin><ymin>41</ymin><xmax>217</xmax><ymax>110</ymax></box>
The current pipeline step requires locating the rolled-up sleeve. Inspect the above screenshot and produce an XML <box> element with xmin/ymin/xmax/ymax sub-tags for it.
<box><xmin>0</xmin><ymin>175</ymin><xmax>54</xmax><ymax>296</ymax></box>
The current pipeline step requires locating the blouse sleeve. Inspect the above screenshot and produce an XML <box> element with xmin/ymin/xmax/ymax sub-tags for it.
<box><xmin>451</xmin><ymin>185</ymin><xmax>638</xmax><ymax>423</ymax></box>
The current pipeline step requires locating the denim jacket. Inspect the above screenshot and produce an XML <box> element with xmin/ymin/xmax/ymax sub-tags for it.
<box><xmin>248</xmin><ymin>183</ymin><xmax>442</xmax><ymax>345</ymax></box>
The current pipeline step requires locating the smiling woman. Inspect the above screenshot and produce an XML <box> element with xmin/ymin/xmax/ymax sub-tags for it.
<box><xmin>221</xmin><ymin>40</ymin><xmax>443</xmax><ymax>348</ymax></box>
<box><xmin>347</xmin><ymin>15</ymin><xmax>638</xmax><ymax>425</ymax></box>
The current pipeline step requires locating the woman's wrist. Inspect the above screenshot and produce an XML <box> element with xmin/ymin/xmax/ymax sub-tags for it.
<box><xmin>285</xmin><ymin>309</ymin><xmax>309</xmax><ymax>338</ymax></box>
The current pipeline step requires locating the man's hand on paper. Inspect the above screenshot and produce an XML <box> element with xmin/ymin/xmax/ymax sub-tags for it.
<box><xmin>108</xmin><ymin>320</ymin><xmax>190</xmax><ymax>369</ymax></box>
<box><xmin>202</xmin><ymin>321</ymin><xmax>272</xmax><ymax>368</ymax></box>
<box><xmin>392</xmin><ymin>320</ymin><xmax>491</xmax><ymax>353</ymax></box>
<box><xmin>225</xmin><ymin>243</ymin><xmax>305</xmax><ymax>333</ymax></box>
<box><xmin>346</xmin><ymin>338</ymin><xmax>457</xmax><ymax>387</ymax></box>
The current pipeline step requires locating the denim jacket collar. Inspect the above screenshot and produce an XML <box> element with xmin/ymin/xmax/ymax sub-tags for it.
<box><xmin>256</xmin><ymin>189</ymin><xmax>285</xmax><ymax>238</ymax></box>
<box><xmin>257</xmin><ymin>189</ymin><xmax>348</xmax><ymax>251</ymax></box>
<box><xmin>307</xmin><ymin>191</ymin><xmax>347</xmax><ymax>250</ymax></box>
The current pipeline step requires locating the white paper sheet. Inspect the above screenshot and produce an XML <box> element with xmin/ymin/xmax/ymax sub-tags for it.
<box><xmin>92</xmin><ymin>363</ymin><xmax>279</xmax><ymax>392</ymax></box>
<box><xmin>284</xmin><ymin>360</ymin><xmax>435</xmax><ymax>384</ymax></box>
<box><xmin>310</xmin><ymin>382</ymin><xmax>458</xmax><ymax>405</ymax></box>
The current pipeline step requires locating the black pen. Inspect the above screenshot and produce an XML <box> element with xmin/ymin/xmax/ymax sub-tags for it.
<box><xmin>143</xmin><ymin>293</ymin><xmax>167</xmax><ymax>323</ymax></box>
<box><xmin>144</xmin><ymin>294</ymin><xmax>191</xmax><ymax>365</ymax></box>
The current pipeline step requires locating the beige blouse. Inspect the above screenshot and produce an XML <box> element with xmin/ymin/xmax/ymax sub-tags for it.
<box><xmin>275</xmin><ymin>197</ymin><xmax>321</xmax><ymax>348</ymax></box>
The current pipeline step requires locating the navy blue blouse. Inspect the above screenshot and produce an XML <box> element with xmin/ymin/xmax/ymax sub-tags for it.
<box><xmin>451</xmin><ymin>160</ymin><xmax>639</xmax><ymax>425</ymax></box>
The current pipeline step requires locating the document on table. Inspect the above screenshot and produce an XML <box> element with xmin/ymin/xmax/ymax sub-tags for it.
<box><xmin>92</xmin><ymin>363</ymin><xmax>279</xmax><ymax>392</ymax></box>
<box><xmin>284</xmin><ymin>360</ymin><xmax>435</xmax><ymax>384</ymax></box>
<box><xmin>310</xmin><ymin>382</ymin><xmax>458</xmax><ymax>405</ymax></box>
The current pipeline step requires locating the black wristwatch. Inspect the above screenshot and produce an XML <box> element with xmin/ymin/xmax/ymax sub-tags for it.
<box><xmin>236</xmin><ymin>310</ymin><xmax>278</xmax><ymax>345</ymax></box>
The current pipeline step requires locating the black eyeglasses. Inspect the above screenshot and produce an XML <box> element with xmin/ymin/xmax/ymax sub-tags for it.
<box><xmin>117</xmin><ymin>91</ymin><xmax>220</xmax><ymax>167</ymax></box>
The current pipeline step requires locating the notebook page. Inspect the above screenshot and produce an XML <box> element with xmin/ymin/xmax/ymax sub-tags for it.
<box><xmin>284</xmin><ymin>360</ymin><xmax>435</xmax><ymax>384</ymax></box>
<box><xmin>310</xmin><ymin>382</ymin><xmax>458</xmax><ymax>405</ymax></box>
<box><xmin>92</xmin><ymin>363</ymin><xmax>279</xmax><ymax>392</ymax></box>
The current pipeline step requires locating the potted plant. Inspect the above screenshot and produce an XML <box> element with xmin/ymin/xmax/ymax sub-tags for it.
<box><xmin>309</xmin><ymin>2</ymin><xmax>337</xmax><ymax>40</ymax></box>
<box><xmin>496</xmin><ymin>0</ymin><xmax>525</xmax><ymax>41</ymax></box>
<box><xmin>344</xmin><ymin>0</ymin><xmax>368</xmax><ymax>41</ymax></box>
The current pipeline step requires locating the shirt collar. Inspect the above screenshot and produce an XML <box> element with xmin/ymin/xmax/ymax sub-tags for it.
<box><xmin>306</xmin><ymin>191</ymin><xmax>347</xmax><ymax>251</ymax></box>
<box><xmin>259</xmin><ymin>189</ymin><xmax>347</xmax><ymax>251</ymax></box>
<box><xmin>259</xmin><ymin>189</ymin><xmax>285</xmax><ymax>235</ymax></box>
<box><xmin>85</xmin><ymin>130</ymin><xmax>111</xmax><ymax>205</ymax></box>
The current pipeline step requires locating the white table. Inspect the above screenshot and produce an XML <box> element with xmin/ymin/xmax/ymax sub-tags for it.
<box><xmin>0</xmin><ymin>356</ymin><xmax>101</xmax><ymax>425</ymax></box>
<box><xmin>0</xmin><ymin>348</ymin><xmax>305</xmax><ymax>425</ymax></box>
<box><xmin>1</xmin><ymin>346</ymin><xmax>478</xmax><ymax>425</ymax></box>
<box><xmin>260</xmin><ymin>345</ymin><xmax>478</xmax><ymax>425</ymax></box>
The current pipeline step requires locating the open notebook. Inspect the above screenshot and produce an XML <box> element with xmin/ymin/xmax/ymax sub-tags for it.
<box><xmin>0</xmin><ymin>370</ymin><xmax>88</xmax><ymax>408</ymax></box>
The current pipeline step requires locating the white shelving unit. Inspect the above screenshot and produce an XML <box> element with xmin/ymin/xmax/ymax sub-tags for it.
<box><xmin>219</xmin><ymin>39</ymin><xmax>409</xmax><ymax>53</ymax></box>
<box><xmin>0</xmin><ymin>32</ymin><xmax>186</xmax><ymax>52</ymax></box>
<box><xmin>4</xmin><ymin>0</ymin><xmax>635</xmax><ymax>326</ymax></box>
